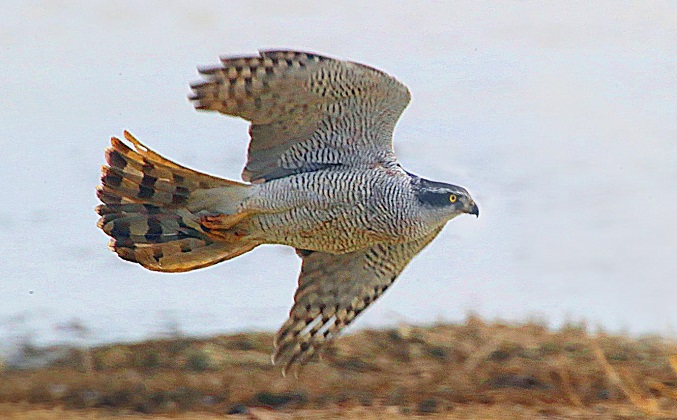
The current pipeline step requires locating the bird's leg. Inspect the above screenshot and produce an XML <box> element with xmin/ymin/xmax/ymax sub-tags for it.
<box><xmin>200</xmin><ymin>211</ymin><xmax>251</xmax><ymax>230</ymax></box>
<box><xmin>199</xmin><ymin>211</ymin><xmax>253</xmax><ymax>242</ymax></box>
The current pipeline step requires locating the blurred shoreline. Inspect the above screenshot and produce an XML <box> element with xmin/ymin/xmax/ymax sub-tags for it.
<box><xmin>2</xmin><ymin>318</ymin><xmax>677</xmax><ymax>418</ymax></box>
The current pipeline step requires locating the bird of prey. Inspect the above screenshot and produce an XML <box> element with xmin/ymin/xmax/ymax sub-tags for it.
<box><xmin>96</xmin><ymin>50</ymin><xmax>479</xmax><ymax>375</ymax></box>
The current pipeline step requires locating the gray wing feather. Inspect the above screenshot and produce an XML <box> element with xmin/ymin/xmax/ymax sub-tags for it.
<box><xmin>189</xmin><ymin>50</ymin><xmax>411</xmax><ymax>182</ymax></box>
<box><xmin>272</xmin><ymin>228</ymin><xmax>442</xmax><ymax>375</ymax></box>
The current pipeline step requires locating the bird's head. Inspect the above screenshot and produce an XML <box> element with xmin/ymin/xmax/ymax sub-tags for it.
<box><xmin>410</xmin><ymin>174</ymin><xmax>479</xmax><ymax>223</ymax></box>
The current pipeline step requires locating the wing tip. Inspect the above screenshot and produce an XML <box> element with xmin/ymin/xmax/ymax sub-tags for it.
<box><xmin>196</xmin><ymin>64</ymin><xmax>223</xmax><ymax>76</ymax></box>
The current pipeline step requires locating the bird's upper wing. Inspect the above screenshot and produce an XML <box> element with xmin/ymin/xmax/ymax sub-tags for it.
<box><xmin>273</xmin><ymin>228</ymin><xmax>443</xmax><ymax>375</ymax></box>
<box><xmin>189</xmin><ymin>50</ymin><xmax>411</xmax><ymax>182</ymax></box>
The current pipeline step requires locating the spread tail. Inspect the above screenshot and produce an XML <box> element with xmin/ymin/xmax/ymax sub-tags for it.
<box><xmin>96</xmin><ymin>131</ymin><xmax>260</xmax><ymax>272</ymax></box>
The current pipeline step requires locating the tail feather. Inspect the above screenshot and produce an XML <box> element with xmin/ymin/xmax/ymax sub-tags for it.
<box><xmin>96</xmin><ymin>131</ymin><xmax>260</xmax><ymax>272</ymax></box>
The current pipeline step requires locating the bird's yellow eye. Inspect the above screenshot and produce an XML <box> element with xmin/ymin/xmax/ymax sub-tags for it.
<box><xmin>449</xmin><ymin>194</ymin><xmax>457</xmax><ymax>203</ymax></box>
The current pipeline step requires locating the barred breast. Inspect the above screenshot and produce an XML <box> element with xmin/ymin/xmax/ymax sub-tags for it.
<box><xmin>244</xmin><ymin>166</ymin><xmax>429</xmax><ymax>253</ymax></box>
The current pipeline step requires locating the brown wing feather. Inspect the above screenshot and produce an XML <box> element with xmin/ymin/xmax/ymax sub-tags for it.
<box><xmin>189</xmin><ymin>50</ymin><xmax>411</xmax><ymax>182</ymax></box>
<box><xmin>272</xmin><ymin>228</ymin><xmax>442</xmax><ymax>376</ymax></box>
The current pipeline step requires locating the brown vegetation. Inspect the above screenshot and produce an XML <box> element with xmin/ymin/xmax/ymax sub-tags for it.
<box><xmin>1</xmin><ymin>317</ymin><xmax>677</xmax><ymax>418</ymax></box>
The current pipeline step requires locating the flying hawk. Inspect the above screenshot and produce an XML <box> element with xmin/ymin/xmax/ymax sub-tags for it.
<box><xmin>96</xmin><ymin>50</ymin><xmax>479</xmax><ymax>375</ymax></box>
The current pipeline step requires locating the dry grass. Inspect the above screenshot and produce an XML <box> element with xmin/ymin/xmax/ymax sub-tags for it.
<box><xmin>2</xmin><ymin>317</ymin><xmax>677</xmax><ymax>418</ymax></box>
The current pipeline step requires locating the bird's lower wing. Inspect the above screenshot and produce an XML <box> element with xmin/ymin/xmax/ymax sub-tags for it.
<box><xmin>272</xmin><ymin>228</ymin><xmax>443</xmax><ymax>375</ymax></box>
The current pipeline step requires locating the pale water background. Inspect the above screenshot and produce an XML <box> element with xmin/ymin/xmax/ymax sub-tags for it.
<box><xmin>1</xmin><ymin>2</ymin><xmax>675</xmax><ymax>351</ymax></box>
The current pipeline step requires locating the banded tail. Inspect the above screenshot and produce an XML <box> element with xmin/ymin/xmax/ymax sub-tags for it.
<box><xmin>96</xmin><ymin>131</ymin><xmax>260</xmax><ymax>272</ymax></box>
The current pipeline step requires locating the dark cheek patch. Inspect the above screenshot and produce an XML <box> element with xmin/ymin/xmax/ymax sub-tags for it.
<box><xmin>417</xmin><ymin>190</ymin><xmax>452</xmax><ymax>207</ymax></box>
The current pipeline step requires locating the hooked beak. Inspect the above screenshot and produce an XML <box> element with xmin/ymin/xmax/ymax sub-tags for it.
<box><xmin>467</xmin><ymin>202</ymin><xmax>479</xmax><ymax>218</ymax></box>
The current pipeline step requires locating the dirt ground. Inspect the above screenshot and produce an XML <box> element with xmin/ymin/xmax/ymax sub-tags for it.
<box><xmin>0</xmin><ymin>401</ymin><xmax>663</xmax><ymax>419</ymax></box>
<box><xmin>2</xmin><ymin>318</ymin><xmax>677</xmax><ymax>418</ymax></box>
